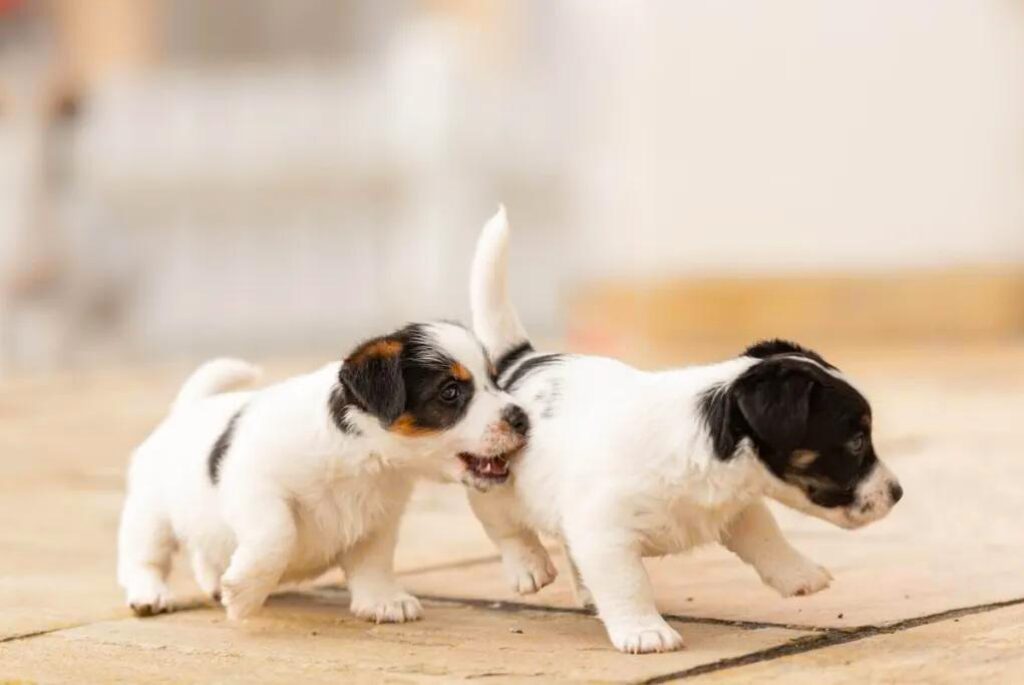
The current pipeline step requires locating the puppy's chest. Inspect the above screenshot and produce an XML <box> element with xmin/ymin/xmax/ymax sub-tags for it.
<box><xmin>639</xmin><ymin>494</ymin><xmax>752</xmax><ymax>556</ymax></box>
<box><xmin>287</xmin><ymin>473</ymin><xmax>405</xmax><ymax>572</ymax></box>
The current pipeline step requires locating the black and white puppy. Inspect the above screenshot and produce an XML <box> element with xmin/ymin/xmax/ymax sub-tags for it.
<box><xmin>117</xmin><ymin>322</ymin><xmax>529</xmax><ymax>622</ymax></box>
<box><xmin>466</xmin><ymin>209</ymin><xmax>903</xmax><ymax>654</ymax></box>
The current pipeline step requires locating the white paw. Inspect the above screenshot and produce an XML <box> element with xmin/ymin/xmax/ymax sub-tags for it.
<box><xmin>573</xmin><ymin>584</ymin><xmax>594</xmax><ymax>609</ymax></box>
<box><xmin>502</xmin><ymin>546</ymin><xmax>557</xmax><ymax>595</ymax></box>
<box><xmin>220</xmin><ymin>575</ymin><xmax>271</xmax><ymax>621</ymax></box>
<box><xmin>762</xmin><ymin>559</ymin><xmax>833</xmax><ymax>598</ymax></box>
<box><xmin>350</xmin><ymin>591</ymin><xmax>423</xmax><ymax>624</ymax></box>
<box><xmin>126</xmin><ymin>579</ymin><xmax>173</xmax><ymax>617</ymax></box>
<box><xmin>607</xmin><ymin>617</ymin><xmax>684</xmax><ymax>655</ymax></box>
<box><xmin>190</xmin><ymin>557</ymin><xmax>223</xmax><ymax>601</ymax></box>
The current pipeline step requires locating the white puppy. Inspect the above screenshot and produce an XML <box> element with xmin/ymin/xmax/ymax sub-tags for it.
<box><xmin>466</xmin><ymin>209</ymin><xmax>903</xmax><ymax>653</ymax></box>
<box><xmin>117</xmin><ymin>322</ymin><xmax>529</xmax><ymax>622</ymax></box>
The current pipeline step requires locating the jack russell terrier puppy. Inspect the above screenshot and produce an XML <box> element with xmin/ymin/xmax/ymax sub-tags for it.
<box><xmin>118</xmin><ymin>321</ymin><xmax>530</xmax><ymax>623</ymax></box>
<box><xmin>466</xmin><ymin>208</ymin><xmax>903</xmax><ymax>654</ymax></box>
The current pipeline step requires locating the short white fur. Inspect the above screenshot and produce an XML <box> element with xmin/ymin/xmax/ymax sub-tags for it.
<box><xmin>467</xmin><ymin>208</ymin><xmax>901</xmax><ymax>654</ymax></box>
<box><xmin>117</xmin><ymin>322</ymin><xmax>518</xmax><ymax>623</ymax></box>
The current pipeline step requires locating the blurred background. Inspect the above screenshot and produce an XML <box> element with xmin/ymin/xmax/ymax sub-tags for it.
<box><xmin>4</xmin><ymin>4</ymin><xmax>1024</xmax><ymax>662</ymax></box>
<box><xmin>1</xmin><ymin>0</ymin><xmax>1023</xmax><ymax>373</ymax></box>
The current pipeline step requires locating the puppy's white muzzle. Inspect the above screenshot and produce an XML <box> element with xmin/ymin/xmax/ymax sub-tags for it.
<box><xmin>836</xmin><ymin>461</ymin><xmax>902</xmax><ymax>529</ymax></box>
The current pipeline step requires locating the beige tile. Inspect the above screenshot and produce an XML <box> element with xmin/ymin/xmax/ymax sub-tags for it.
<box><xmin>4</xmin><ymin>346</ymin><xmax>1024</xmax><ymax>679</ymax></box>
<box><xmin>405</xmin><ymin>482</ymin><xmax>1024</xmax><ymax>631</ymax></box>
<box><xmin>0</xmin><ymin>483</ymin><xmax>492</xmax><ymax>640</ymax></box>
<box><xmin>0</xmin><ymin>487</ymin><xmax>126</xmax><ymax>639</ymax></box>
<box><xmin>690</xmin><ymin>603</ymin><xmax>1024</xmax><ymax>684</ymax></box>
<box><xmin>395</xmin><ymin>483</ymin><xmax>496</xmax><ymax>573</ymax></box>
<box><xmin>0</xmin><ymin>593</ymin><xmax>811</xmax><ymax>684</ymax></box>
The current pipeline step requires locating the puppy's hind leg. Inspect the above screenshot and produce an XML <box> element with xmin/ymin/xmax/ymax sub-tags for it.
<box><xmin>722</xmin><ymin>499</ymin><xmax>832</xmax><ymax>598</ymax></box>
<box><xmin>467</xmin><ymin>487</ymin><xmax>556</xmax><ymax>595</ymax></box>
<box><xmin>117</xmin><ymin>495</ymin><xmax>176</xmax><ymax>616</ymax></box>
<box><xmin>562</xmin><ymin>542</ymin><xmax>593</xmax><ymax>609</ymax></box>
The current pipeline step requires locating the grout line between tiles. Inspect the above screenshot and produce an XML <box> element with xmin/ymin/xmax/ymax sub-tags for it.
<box><xmin>395</xmin><ymin>553</ymin><xmax>502</xmax><ymax>577</ymax></box>
<box><xmin>0</xmin><ymin>625</ymin><xmax>86</xmax><ymax>645</ymax></box>
<box><xmin>642</xmin><ymin>596</ymin><xmax>1024</xmax><ymax>683</ymax></box>
<box><xmin>414</xmin><ymin>593</ymin><xmax>829</xmax><ymax>633</ymax></box>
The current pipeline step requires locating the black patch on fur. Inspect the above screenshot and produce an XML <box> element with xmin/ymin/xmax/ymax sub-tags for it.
<box><xmin>698</xmin><ymin>385</ymin><xmax>739</xmax><ymax>462</ymax></box>
<box><xmin>533</xmin><ymin>377</ymin><xmax>563</xmax><ymax>419</ymax></box>
<box><xmin>743</xmin><ymin>339</ymin><xmax>838</xmax><ymax>371</ymax></box>
<box><xmin>208</xmin><ymin>409</ymin><xmax>243</xmax><ymax>484</ymax></box>
<box><xmin>494</xmin><ymin>341</ymin><xmax>534</xmax><ymax>380</ymax></box>
<box><xmin>340</xmin><ymin>323</ymin><xmax>478</xmax><ymax>433</ymax></box>
<box><xmin>339</xmin><ymin>335</ymin><xmax>407</xmax><ymax>426</ymax></box>
<box><xmin>698</xmin><ymin>353</ymin><xmax>876</xmax><ymax>509</ymax></box>
<box><xmin>501</xmin><ymin>354</ymin><xmax>565</xmax><ymax>391</ymax></box>
<box><xmin>328</xmin><ymin>385</ymin><xmax>360</xmax><ymax>435</ymax></box>
<box><xmin>399</xmin><ymin>329</ymin><xmax>476</xmax><ymax>432</ymax></box>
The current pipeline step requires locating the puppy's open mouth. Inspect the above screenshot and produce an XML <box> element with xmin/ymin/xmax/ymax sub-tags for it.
<box><xmin>458</xmin><ymin>450</ymin><xmax>517</xmax><ymax>483</ymax></box>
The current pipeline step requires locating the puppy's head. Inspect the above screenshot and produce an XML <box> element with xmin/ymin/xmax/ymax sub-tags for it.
<box><xmin>705</xmin><ymin>340</ymin><xmax>902</xmax><ymax>529</ymax></box>
<box><xmin>339</xmin><ymin>322</ymin><xmax>528</xmax><ymax>491</ymax></box>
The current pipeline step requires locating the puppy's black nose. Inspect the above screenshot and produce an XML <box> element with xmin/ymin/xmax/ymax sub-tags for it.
<box><xmin>502</xmin><ymin>405</ymin><xmax>530</xmax><ymax>436</ymax></box>
<box><xmin>889</xmin><ymin>482</ymin><xmax>904</xmax><ymax>504</ymax></box>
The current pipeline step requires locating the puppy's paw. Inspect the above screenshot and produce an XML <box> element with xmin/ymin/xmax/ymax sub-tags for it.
<box><xmin>350</xmin><ymin>590</ymin><xmax>423</xmax><ymax>624</ymax></box>
<box><xmin>126</xmin><ymin>581</ymin><xmax>173</xmax><ymax>617</ymax></box>
<box><xmin>220</xmin><ymin>575</ymin><xmax>271</xmax><ymax>621</ymax></box>
<box><xmin>607</xmin><ymin>617</ymin><xmax>684</xmax><ymax>655</ymax></box>
<box><xmin>573</xmin><ymin>584</ymin><xmax>595</xmax><ymax>609</ymax></box>
<box><xmin>762</xmin><ymin>558</ymin><xmax>833</xmax><ymax>598</ymax></box>
<box><xmin>502</xmin><ymin>545</ymin><xmax>557</xmax><ymax>595</ymax></box>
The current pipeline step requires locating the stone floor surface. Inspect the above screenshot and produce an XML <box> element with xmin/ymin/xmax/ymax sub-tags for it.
<box><xmin>2</xmin><ymin>344</ymin><xmax>1023</xmax><ymax>683</ymax></box>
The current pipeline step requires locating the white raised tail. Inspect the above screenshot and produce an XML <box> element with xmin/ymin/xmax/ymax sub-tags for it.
<box><xmin>173</xmin><ymin>358</ymin><xmax>262</xmax><ymax>410</ymax></box>
<box><xmin>470</xmin><ymin>205</ymin><xmax>531</xmax><ymax>357</ymax></box>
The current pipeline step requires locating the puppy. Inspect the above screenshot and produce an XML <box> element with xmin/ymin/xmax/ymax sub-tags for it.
<box><xmin>117</xmin><ymin>322</ymin><xmax>529</xmax><ymax>622</ymax></box>
<box><xmin>465</xmin><ymin>208</ymin><xmax>903</xmax><ymax>654</ymax></box>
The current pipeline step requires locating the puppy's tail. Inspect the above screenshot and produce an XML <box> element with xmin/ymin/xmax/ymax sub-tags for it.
<box><xmin>470</xmin><ymin>205</ymin><xmax>532</xmax><ymax>360</ymax></box>
<box><xmin>173</xmin><ymin>358</ymin><xmax>262</xmax><ymax>410</ymax></box>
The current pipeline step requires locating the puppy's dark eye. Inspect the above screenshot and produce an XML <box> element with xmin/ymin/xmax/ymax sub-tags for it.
<box><xmin>439</xmin><ymin>382</ymin><xmax>461</xmax><ymax>404</ymax></box>
<box><xmin>848</xmin><ymin>433</ymin><xmax>866</xmax><ymax>454</ymax></box>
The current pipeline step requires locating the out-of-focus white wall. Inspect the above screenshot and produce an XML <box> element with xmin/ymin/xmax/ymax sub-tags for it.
<box><xmin>2</xmin><ymin>0</ymin><xmax>1022</xmax><ymax>370</ymax></box>
<box><xmin>558</xmin><ymin>0</ymin><xmax>1024</xmax><ymax>278</ymax></box>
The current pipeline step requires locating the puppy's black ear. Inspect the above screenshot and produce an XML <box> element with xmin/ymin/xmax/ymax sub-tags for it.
<box><xmin>339</xmin><ymin>336</ymin><xmax>406</xmax><ymax>426</ymax></box>
<box><xmin>733</xmin><ymin>361</ymin><xmax>814</xmax><ymax>458</ymax></box>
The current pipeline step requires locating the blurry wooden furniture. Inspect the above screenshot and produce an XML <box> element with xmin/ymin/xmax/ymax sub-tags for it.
<box><xmin>569</xmin><ymin>268</ymin><xmax>1024</xmax><ymax>356</ymax></box>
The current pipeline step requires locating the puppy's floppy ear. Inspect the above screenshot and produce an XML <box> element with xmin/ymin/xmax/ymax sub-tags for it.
<box><xmin>339</xmin><ymin>336</ymin><xmax>406</xmax><ymax>426</ymax></box>
<box><xmin>733</xmin><ymin>361</ymin><xmax>814</xmax><ymax>456</ymax></box>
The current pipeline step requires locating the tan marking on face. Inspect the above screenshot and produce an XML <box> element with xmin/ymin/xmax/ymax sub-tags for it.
<box><xmin>791</xmin><ymin>450</ymin><xmax>819</xmax><ymax>469</ymax></box>
<box><xmin>389</xmin><ymin>413</ymin><xmax>438</xmax><ymax>437</ymax></box>
<box><xmin>451</xmin><ymin>362</ymin><xmax>472</xmax><ymax>382</ymax></box>
<box><xmin>350</xmin><ymin>339</ymin><xmax>403</xmax><ymax>364</ymax></box>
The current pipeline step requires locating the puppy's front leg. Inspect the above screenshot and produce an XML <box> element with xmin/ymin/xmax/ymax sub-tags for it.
<box><xmin>567</xmin><ymin>523</ymin><xmax>683</xmax><ymax>654</ymax></box>
<box><xmin>722</xmin><ymin>499</ymin><xmax>832</xmax><ymax>597</ymax></box>
<box><xmin>467</xmin><ymin>487</ymin><xmax>556</xmax><ymax>595</ymax></box>
<box><xmin>220</xmin><ymin>493</ymin><xmax>296</xmax><ymax>620</ymax></box>
<box><xmin>341</xmin><ymin>510</ymin><xmax>422</xmax><ymax>624</ymax></box>
<box><xmin>562</xmin><ymin>542</ymin><xmax>594</xmax><ymax>608</ymax></box>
